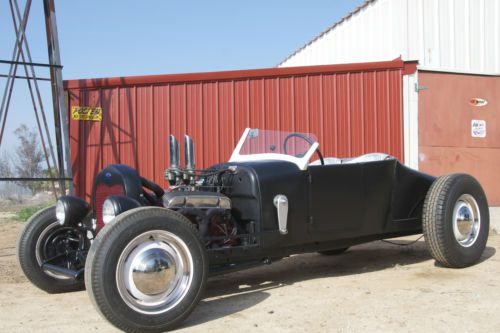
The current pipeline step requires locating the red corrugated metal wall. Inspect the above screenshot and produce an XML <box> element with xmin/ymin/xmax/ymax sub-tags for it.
<box><xmin>65</xmin><ymin>60</ymin><xmax>415</xmax><ymax>200</ymax></box>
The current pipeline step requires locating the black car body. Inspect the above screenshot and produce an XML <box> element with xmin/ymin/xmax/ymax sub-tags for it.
<box><xmin>18</xmin><ymin>128</ymin><xmax>489</xmax><ymax>332</ymax></box>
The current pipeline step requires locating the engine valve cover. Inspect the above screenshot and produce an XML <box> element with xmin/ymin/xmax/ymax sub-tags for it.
<box><xmin>162</xmin><ymin>191</ymin><xmax>231</xmax><ymax>210</ymax></box>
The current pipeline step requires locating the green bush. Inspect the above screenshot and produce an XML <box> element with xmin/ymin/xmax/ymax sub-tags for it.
<box><xmin>15</xmin><ymin>203</ymin><xmax>54</xmax><ymax>222</ymax></box>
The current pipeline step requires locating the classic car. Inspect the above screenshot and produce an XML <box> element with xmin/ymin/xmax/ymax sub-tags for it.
<box><xmin>17</xmin><ymin>128</ymin><xmax>489</xmax><ymax>332</ymax></box>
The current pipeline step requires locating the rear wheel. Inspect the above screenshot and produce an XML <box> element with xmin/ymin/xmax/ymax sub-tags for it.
<box><xmin>85</xmin><ymin>207</ymin><xmax>207</xmax><ymax>333</ymax></box>
<box><xmin>422</xmin><ymin>174</ymin><xmax>489</xmax><ymax>268</ymax></box>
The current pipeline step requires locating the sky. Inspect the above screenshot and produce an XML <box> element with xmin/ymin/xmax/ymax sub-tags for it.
<box><xmin>0</xmin><ymin>0</ymin><xmax>364</xmax><ymax>157</ymax></box>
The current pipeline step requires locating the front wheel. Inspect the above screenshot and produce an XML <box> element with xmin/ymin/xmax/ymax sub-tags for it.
<box><xmin>422</xmin><ymin>174</ymin><xmax>489</xmax><ymax>268</ymax></box>
<box><xmin>17</xmin><ymin>206</ymin><xmax>87</xmax><ymax>293</ymax></box>
<box><xmin>85</xmin><ymin>207</ymin><xmax>208</xmax><ymax>332</ymax></box>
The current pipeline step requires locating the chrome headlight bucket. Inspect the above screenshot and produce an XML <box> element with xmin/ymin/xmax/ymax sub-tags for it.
<box><xmin>102</xmin><ymin>196</ymin><xmax>141</xmax><ymax>225</ymax></box>
<box><xmin>56</xmin><ymin>196</ymin><xmax>90</xmax><ymax>226</ymax></box>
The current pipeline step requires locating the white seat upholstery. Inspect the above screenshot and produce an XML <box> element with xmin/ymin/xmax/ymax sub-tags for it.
<box><xmin>310</xmin><ymin>153</ymin><xmax>392</xmax><ymax>166</ymax></box>
<box><xmin>309</xmin><ymin>157</ymin><xmax>342</xmax><ymax>166</ymax></box>
<box><xmin>343</xmin><ymin>153</ymin><xmax>392</xmax><ymax>164</ymax></box>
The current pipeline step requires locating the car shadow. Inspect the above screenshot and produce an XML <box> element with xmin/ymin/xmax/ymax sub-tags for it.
<box><xmin>433</xmin><ymin>243</ymin><xmax>496</xmax><ymax>267</ymax></box>
<box><xmin>479</xmin><ymin>245</ymin><xmax>496</xmax><ymax>262</ymax></box>
<box><xmin>181</xmin><ymin>288</ymin><xmax>273</xmax><ymax>328</ymax></box>
<box><xmin>181</xmin><ymin>239</ymin><xmax>496</xmax><ymax>328</ymax></box>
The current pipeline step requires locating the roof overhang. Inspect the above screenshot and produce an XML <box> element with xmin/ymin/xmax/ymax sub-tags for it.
<box><xmin>65</xmin><ymin>58</ymin><xmax>417</xmax><ymax>90</ymax></box>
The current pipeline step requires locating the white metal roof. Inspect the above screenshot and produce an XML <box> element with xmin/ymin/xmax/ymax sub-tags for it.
<box><xmin>279</xmin><ymin>0</ymin><xmax>500</xmax><ymax>75</ymax></box>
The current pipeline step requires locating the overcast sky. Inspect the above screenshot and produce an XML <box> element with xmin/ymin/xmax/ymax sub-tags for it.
<box><xmin>0</xmin><ymin>0</ymin><xmax>364</xmax><ymax>155</ymax></box>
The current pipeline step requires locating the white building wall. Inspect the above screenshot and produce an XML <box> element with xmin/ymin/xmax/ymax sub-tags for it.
<box><xmin>402</xmin><ymin>72</ymin><xmax>419</xmax><ymax>170</ymax></box>
<box><xmin>279</xmin><ymin>0</ymin><xmax>500</xmax><ymax>75</ymax></box>
<box><xmin>279</xmin><ymin>0</ymin><xmax>499</xmax><ymax>168</ymax></box>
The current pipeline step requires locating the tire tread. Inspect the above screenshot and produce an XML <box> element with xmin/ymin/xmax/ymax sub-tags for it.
<box><xmin>17</xmin><ymin>206</ymin><xmax>84</xmax><ymax>293</ymax></box>
<box><xmin>423</xmin><ymin>173</ymin><xmax>489</xmax><ymax>268</ymax></box>
<box><xmin>85</xmin><ymin>207</ymin><xmax>206</xmax><ymax>333</ymax></box>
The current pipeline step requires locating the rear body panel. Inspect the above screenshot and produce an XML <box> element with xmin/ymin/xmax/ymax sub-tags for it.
<box><xmin>207</xmin><ymin>159</ymin><xmax>435</xmax><ymax>265</ymax></box>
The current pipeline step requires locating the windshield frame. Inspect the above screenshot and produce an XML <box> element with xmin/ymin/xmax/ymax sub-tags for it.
<box><xmin>229</xmin><ymin>128</ymin><xmax>319</xmax><ymax>170</ymax></box>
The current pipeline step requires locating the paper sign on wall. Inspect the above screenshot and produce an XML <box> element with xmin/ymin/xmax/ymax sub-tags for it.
<box><xmin>471</xmin><ymin>119</ymin><xmax>486</xmax><ymax>138</ymax></box>
<box><xmin>71</xmin><ymin>106</ymin><xmax>102</xmax><ymax>121</ymax></box>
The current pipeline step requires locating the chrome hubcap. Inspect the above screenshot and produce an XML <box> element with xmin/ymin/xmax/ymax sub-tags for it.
<box><xmin>452</xmin><ymin>194</ymin><xmax>481</xmax><ymax>247</ymax></box>
<box><xmin>116</xmin><ymin>230</ymin><xmax>193</xmax><ymax>314</ymax></box>
<box><xmin>132</xmin><ymin>247</ymin><xmax>177</xmax><ymax>296</ymax></box>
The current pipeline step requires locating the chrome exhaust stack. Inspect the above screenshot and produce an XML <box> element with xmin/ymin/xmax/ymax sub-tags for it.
<box><xmin>184</xmin><ymin>135</ymin><xmax>195</xmax><ymax>171</ymax></box>
<box><xmin>183</xmin><ymin>135</ymin><xmax>196</xmax><ymax>184</ymax></box>
<box><xmin>169</xmin><ymin>134</ymin><xmax>181</xmax><ymax>169</ymax></box>
<box><xmin>165</xmin><ymin>135</ymin><xmax>182</xmax><ymax>185</ymax></box>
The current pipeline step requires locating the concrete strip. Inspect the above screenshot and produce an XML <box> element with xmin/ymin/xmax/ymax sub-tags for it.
<box><xmin>490</xmin><ymin>207</ymin><xmax>500</xmax><ymax>234</ymax></box>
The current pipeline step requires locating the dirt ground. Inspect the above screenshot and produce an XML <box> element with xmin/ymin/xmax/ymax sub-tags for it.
<box><xmin>1</xmin><ymin>213</ymin><xmax>499</xmax><ymax>333</ymax></box>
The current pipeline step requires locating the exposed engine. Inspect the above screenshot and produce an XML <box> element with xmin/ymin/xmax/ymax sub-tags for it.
<box><xmin>163</xmin><ymin>134</ymin><xmax>241</xmax><ymax>248</ymax></box>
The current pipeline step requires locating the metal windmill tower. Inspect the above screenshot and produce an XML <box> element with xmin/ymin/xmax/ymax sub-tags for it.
<box><xmin>0</xmin><ymin>0</ymin><xmax>72</xmax><ymax>198</ymax></box>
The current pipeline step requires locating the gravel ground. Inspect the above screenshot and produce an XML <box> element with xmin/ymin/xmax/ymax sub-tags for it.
<box><xmin>1</xmin><ymin>214</ymin><xmax>499</xmax><ymax>333</ymax></box>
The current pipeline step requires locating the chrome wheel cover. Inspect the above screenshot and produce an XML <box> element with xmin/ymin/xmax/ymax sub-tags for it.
<box><xmin>116</xmin><ymin>230</ymin><xmax>194</xmax><ymax>314</ymax></box>
<box><xmin>452</xmin><ymin>194</ymin><xmax>481</xmax><ymax>247</ymax></box>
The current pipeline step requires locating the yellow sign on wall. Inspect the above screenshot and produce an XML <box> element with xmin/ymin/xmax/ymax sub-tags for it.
<box><xmin>71</xmin><ymin>106</ymin><xmax>102</xmax><ymax>121</ymax></box>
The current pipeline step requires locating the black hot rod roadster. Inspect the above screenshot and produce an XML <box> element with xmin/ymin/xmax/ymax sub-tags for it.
<box><xmin>17</xmin><ymin>128</ymin><xmax>489</xmax><ymax>332</ymax></box>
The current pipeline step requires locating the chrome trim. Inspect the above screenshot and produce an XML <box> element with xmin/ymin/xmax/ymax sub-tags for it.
<box><xmin>169</xmin><ymin>135</ymin><xmax>180</xmax><ymax>169</ymax></box>
<box><xmin>452</xmin><ymin>194</ymin><xmax>481</xmax><ymax>247</ymax></box>
<box><xmin>132</xmin><ymin>247</ymin><xmax>177</xmax><ymax>296</ymax></box>
<box><xmin>273</xmin><ymin>194</ymin><xmax>289</xmax><ymax>235</ymax></box>
<box><xmin>184</xmin><ymin>135</ymin><xmax>195</xmax><ymax>171</ymax></box>
<box><xmin>116</xmin><ymin>230</ymin><xmax>193</xmax><ymax>315</ymax></box>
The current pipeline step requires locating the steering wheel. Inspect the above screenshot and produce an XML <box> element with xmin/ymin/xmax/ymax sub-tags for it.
<box><xmin>283</xmin><ymin>133</ymin><xmax>324</xmax><ymax>165</ymax></box>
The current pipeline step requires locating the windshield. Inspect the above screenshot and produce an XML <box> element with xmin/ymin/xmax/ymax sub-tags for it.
<box><xmin>239</xmin><ymin>129</ymin><xmax>318</xmax><ymax>156</ymax></box>
<box><xmin>229</xmin><ymin>128</ymin><xmax>319</xmax><ymax>170</ymax></box>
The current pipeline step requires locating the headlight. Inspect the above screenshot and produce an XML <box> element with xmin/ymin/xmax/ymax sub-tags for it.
<box><xmin>55</xmin><ymin>196</ymin><xmax>90</xmax><ymax>226</ymax></box>
<box><xmin>102</xmin><ymin>199</ymin><xmax>116</xmax><ymax>225</ymax></box>
<box><xmin>102</xmin><ymin>196</ymin><xmax>141</xmax><ymax>225</ymax></box>
<box><xmin>55</xmin><ymin>200</ymin><xmax>66</xmax><ymax>225</ymax></box>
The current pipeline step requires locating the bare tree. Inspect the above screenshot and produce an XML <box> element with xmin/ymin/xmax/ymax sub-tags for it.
<box><xmin>0</xmin><ymin>152</ymin><xmax>12</xmax><ymax>178</ymax></box>
<box><xmin>0</xmin><ymin>151</ymin><xmax>22</xmax><ymax>200</ymax></box>
<box><xmin>13</xmin><ymin>124</ymin><xmax>45</xmax><ymax>195</ymax></box>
